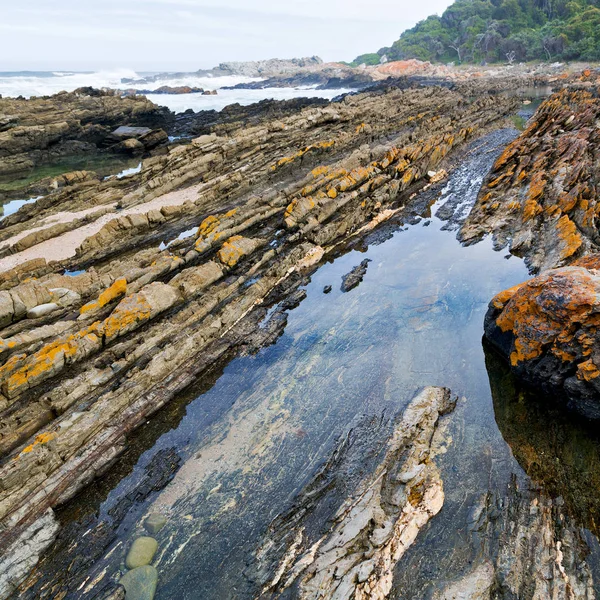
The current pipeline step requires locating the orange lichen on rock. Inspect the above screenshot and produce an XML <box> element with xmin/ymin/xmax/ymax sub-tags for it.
<box><xmin>19</xmin><ymin>431</ymin><xmax>57</xmax><ymax>457</ymax></box>
<box><xmin>556</xmin><ymin>214</ymin><xmax>583</xmax><ymax>261</ymax></box>
<box><xmin>217</xmin><ymin>235</ymin><xmax>260</xmax><ymax>267</ymax></box>
<box><xmin>491</xmin><ymin>266</ymin><xmax>600</xmax><ymax>367</ymax></box>
<box><xmin>79</xmin><ymin>278</ymin><xmax>127</xmax><ymax>314</ymax></box>
<box><xmin>577</xmin><ymin>359</ymin><xmax>600</xmax><ymax>381</ymax></box>
<box><xmin>0</xmin><ymin>323</ymin><xmax>103</xmax><ymax>399</ymax></box>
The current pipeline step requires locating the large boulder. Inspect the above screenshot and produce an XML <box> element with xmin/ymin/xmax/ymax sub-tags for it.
<box><xmin>485</xmin><ymin>254</ymin><xmax>600</xmax><ymax>419</ymax></box>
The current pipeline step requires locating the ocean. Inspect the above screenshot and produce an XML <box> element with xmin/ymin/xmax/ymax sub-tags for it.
<box><xmin>0</xmin><ymin>70</ymin><xmax>352</xmax><ymax>112</ymax></box>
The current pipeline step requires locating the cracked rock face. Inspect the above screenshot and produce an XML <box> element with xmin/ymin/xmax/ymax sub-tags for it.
<box><xmin>461</xmin><ymin>88</ymin><xmax>600</xmax><ymax>273</ymax></box>
<box><xmin>252</xmin><ymin>386</ymin><xmax>456</xmax><ymax>600</ymax></box>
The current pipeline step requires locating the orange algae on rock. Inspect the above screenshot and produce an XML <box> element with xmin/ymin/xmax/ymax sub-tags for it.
<box><xmin>79</xmin><ymin>278</ymin><xmax>127</xmax><ymax>315</ymax></box>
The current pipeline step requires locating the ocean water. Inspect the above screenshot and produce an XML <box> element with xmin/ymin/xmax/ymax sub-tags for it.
<box><xmin>0</xmin><ymin>70</ymin><xmax>352</xmax><ymax>112</ymax></box>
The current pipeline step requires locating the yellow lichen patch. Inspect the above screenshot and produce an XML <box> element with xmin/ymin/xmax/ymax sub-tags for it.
<box><xmin>327</xmin><ymin>187</ymin><xmax>337</xmax><ymax>199</ymax></box>
<box><xmin>80</xmin><ymin>278</ymin><xmax>127</xmax><ymax>315</ymax></box>
<box><xmin>270</xmin><ymin>140</ymin><xmax>335</xmax><ymax>171</ymax></box>
<box><xmin>557</xmin><ymin>215</ymin><xmax>583</xmax><ymax>261</ymax></box>
<box><xmin>490</xmin><ymin>282</ymin><xmax>526</xmax><ymax>310</ymax></box>
<box><xmin>355</xmin><ymin>123</ymin><xmax>366</xmax><ymax>134</ymax></box>
<box><xmin>102</xmin><ymin>293</ymin><xmax>152</xmax><ymax>341</ymax></box>
<box><xmin>217</xmin><ymin>236</ymin><xmax>257</xmax><ymax>268</ymax></box>
<box><xmin>577</xmin><ymin>359</ymin><xmax>600</xmax><ymax>381</ymax></box>
<box><xmin>1</xmin><ymin>323</ymin><xmax>102</xmax><ymax>398</ymax></box>
<box><xmin>19</xmin><ymin>431</ymin><xmax>56</xmax><ymax>456</ymax></box>
<box><xmin>311</xmin><ymin>165</ymin><xmax>329</xmax><ymax>178</ymax></box>
<box><xmin>224</xmin><ymin>208</ymin><xmax>237</xmax><ymax>218</ymax></box>
<box><xmin>197</xmin><ymin>215</ymin><xmax>220</xmax><ymax>238</ymax></box>
<box><xmin>523</xmin><ymin>198</ymin><xmax>543</xmax><ymax>221</ymax></box>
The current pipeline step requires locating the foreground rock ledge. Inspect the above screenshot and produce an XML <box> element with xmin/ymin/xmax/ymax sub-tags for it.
<box><xmin>252</xmin><ymin>386</ymin><xmax>456</xmax><ymax>599</ymax></box>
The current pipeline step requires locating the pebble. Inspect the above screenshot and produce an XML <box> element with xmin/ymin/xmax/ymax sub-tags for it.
<box><xmin>323</xmin><ymin>285</ymin><xmax>332</xmax><ymax>294</ymax></box>
<box><xmin>144</xmin><ymin>513</ymin><xmax>167</xmax><ymax>535</ymax></box>
<box><xmin>119</xmin><ymin>565</ymin><xmax>158</xmax><ymax>600</ymax></box>
<box><xmin>125</xmin><ymin>536</ymin><xmax>158</xmax><ymax>569</ymax></box>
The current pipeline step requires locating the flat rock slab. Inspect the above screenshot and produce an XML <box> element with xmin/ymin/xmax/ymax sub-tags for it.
<box><xmin>112</xmin><ymin>126</ymin><xmax>152</xmax><ymax>138</ymax></box>
<box><xmin>27</xmin><ymin>303</ymin><xmax>59</xmax><ymax>319</ymax></box>
<box><xmin>119</xmin><ymin>565</ymin><xmax>158</xmax><ymax>600</ymax></box>
<box><xmin>144</xmin><ymin>513</ymin><xmax>167</xmax><ymax>535</ymax></box>
<box><xmin>125</xmin><ymin>536</ymin><xmax>158</xmax><ymax>569</ymax></box>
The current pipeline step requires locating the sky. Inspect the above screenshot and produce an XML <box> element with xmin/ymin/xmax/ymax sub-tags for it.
<box><xmin>1</xmin><ymin>0</ymin><xmax>454</xmax><ymax>72</ymax></box>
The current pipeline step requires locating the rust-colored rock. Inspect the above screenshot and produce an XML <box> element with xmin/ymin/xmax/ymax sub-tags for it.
<box><xmin>485</xmin><ymin>256</ymin><xmax>600</xmax><ymax>419</ymax></box>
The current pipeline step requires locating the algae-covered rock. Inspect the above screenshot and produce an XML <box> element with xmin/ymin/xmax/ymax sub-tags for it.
<box><xmin>125</xmin><ymin>536</ymin><xmax>158</xmax><ymax>569</ymax></box>
<box><xmin>119</xmin><ymin>565</ymin><xmax>158</xmax><ymax>600</ymax></box>
<box><xmin>144</xmin><ymin>513</ymin><xmax>167</xmax><ymax>535</ymax></box>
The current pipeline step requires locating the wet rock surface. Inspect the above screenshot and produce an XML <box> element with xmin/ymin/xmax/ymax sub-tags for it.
<box><xmin>251</xmin><ymin>386</ymin><xmax>456</xmax><ymax>599</ymax></box>
<box><xmin>340</xmin><ymin>258</ymin><xmax>370</xmax><ymax>292</ymax></box>
<box><xmin>0</xmin><ymin>81</ymin><xmax>520</xmax><ymax>595</ymax></box>
<box><xmin>0</xmin><ymin>89</ymin><xmax>171</xmax><ymax>179</ymax></box>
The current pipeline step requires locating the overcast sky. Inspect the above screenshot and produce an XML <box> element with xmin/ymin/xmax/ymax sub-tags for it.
<box><xmin>1</xmin><ymin>0</ymin><xmax>454</xmax><ymax>72</ymax></box>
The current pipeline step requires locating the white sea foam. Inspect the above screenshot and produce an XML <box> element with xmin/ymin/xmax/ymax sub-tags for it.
<box><xmin>0</xmin><ymin>70</ymin><xmax>353</xmax><ymax>112</ymax></box>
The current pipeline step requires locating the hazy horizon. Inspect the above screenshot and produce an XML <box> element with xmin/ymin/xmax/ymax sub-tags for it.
<box><xmin>2</xmin><ymin>0</ymin><xmax>454</xmax><ymax>72</ymax></box>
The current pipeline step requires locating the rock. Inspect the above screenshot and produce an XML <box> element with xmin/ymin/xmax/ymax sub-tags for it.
<box><xmin>0</xmin><ymin>79</ymin><xmax>523</xmax><ymax>596</ymax></box>
<box><xmin>323</xmin><ymin>285</ymin><xmax>332</xmax><ymax>294</ymax></box>
<box><xmin>0</xmin><ymin>509</ymin><xmax>59</xmax><ymax>599</ymax></box>
<box><xmin>0</xmin><ymin>90</ymin><xmax>171</xmax><ymax>178</ymax></box>
<box><xmin>49</xmin><ymin>287</ymin><xmax>81</xmax><ymax>308</ymax></box>
<box><xmin>26</xmin><ymin>303</ymin><xmax>60</xmax><ymax>319</ymax></box>
<box><xmin>461</xmin><ymin>89</ymin><xmax>600</xmax><ymax>272</ymax></box>
<box><xmin>125</xmin><ymin>536</ymin><xmax>158</xmax><ymax>569</ymax></box>
<box><xmin>340</xmin><ymin>259</ymin><xmax>371</xmax><ymax>292</ymax></box>
<box><xmin>144</xmin><ymin>513</ymin><xmax>167</xmax><ymax>535</ymax></box>
<box><xmin>484</xmin><ymin>255</ymin><xmax>600</xmax><ymax>419</ymax></box>
<box><xmin>253</xmin><ymin>387</ymin><xmax>456</xmax><ymax>598</ymax></box>
<box><xmin>119</xmin><ymin>565</ymin><xmax>158</xmax><ymax>600</ymax></box>
<box><xmin>112</xmin><ymin>126</ymin><xmax>153</xmax><ymax>138</ymax></box>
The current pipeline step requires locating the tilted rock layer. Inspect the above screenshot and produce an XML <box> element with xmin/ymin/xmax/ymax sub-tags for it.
<box><xmin>0</xmin><ymin>83</ymin><xmax>519</xmax><ymax>596</ymax></box>
<box><xmin>462</xmin><ymin>87</ymin><xmax>600</xmax><ymax>273</ymax></box>
<box><xmin>473</xmin><ymin>85</ymin><xmax>600</xmax><ymax>417</ymax></box>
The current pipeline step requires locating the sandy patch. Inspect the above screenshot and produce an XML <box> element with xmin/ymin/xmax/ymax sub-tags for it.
<box><xmin>0</xmin><ymin>183</ymin><xmax>202</xmax><ymax>274</ymax></box>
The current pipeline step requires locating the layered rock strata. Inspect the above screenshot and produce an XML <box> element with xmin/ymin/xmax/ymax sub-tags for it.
<box><xmin>0</xmin><ymin>89</ymin><xmax>171</xmax><ymax>178</ymax></box>
<box><xmin>461</xmin><ymin>87</ymin><xmax>600</xmax><ymax>272</ymax></box>
<box><xmin>466</xmin><ymin>84</ymin><xmax>600</xmax><ymax>416</ymax></box>
<box><xmin>253</xmin><ymin>386</ymin><xmax>456</xmax><ymax>600</ymax></box>
<box><xmin>0</xmin><ymin>84</ymin><xmax>518</xmax><ymax>595</ymax></box>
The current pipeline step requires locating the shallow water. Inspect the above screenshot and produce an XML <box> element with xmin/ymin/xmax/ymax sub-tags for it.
<box><xmin>24</xmin><ymin>127</ymin><xmax>600</xmax><ymax>598</ymax></box>
<box><xmin>0</xmin><ymin>195</ymin><xmax>41</xmax><ymax>219</ymax></box>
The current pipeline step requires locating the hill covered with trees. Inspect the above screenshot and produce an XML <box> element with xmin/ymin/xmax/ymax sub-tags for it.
<box><xmin>352</xmin><ymin>0</ymin><xmax>600</xmax><ymax>65</ymax></box>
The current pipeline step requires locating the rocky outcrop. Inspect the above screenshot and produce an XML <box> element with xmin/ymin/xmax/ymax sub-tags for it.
<box><xmin>461</xmin><ymin>88</ymin><xmax>600</xmax><ymax>272</ymax></box>
<box><xmin>466</xmin><ymin>83</ymin><xmax>600</xmax><ymax>417</ymax></box>
<box><xmin>484</xmin><ymin>255</ymin><xmax>600</xmax><ymax>419</ymax></box>
<box><xmin>0</xmin><ymin>89</ymin><xmax>171</xmax><ymax>178</ymax></box>
<box><xmin>0</xmin><ymin>82</ymin><xmax>519</xmax><ymax>596</ymax></box>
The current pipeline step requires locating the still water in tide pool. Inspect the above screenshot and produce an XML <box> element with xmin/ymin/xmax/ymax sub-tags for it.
<box><xmin>38</xmin><ymin>128</ymin><xmax>600</xmax><ymax>598</ymax></box>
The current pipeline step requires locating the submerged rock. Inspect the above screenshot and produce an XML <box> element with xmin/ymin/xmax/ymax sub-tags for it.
<box><xmin>252</xmin><ymin>386</ymin><xmax>456</xmax><ymax>598</ymax></box>
<box><xmin>125</xmin><ymin>536</ymin><xmax>158</xmax><ymax>569</ymax></box>
<box><xmin>119</xmin><ymin>565</ymin><xmax>158</xmax><ymax>600</ymax></box>
<box><xmin>144</xmin><ymin>513</ymin><xmax>167</xmax><ymax>535</ymax></box>
<box><xmin>340</xmin><ymin>258</ymin><xmax>371</xmax><ymax>292</ymax></box>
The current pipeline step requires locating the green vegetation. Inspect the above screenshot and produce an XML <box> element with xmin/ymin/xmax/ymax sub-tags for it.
<box><xmin>352</xmin><ymin>0</ymin><xmax>600</xmax><ymax>65</ymax></box>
